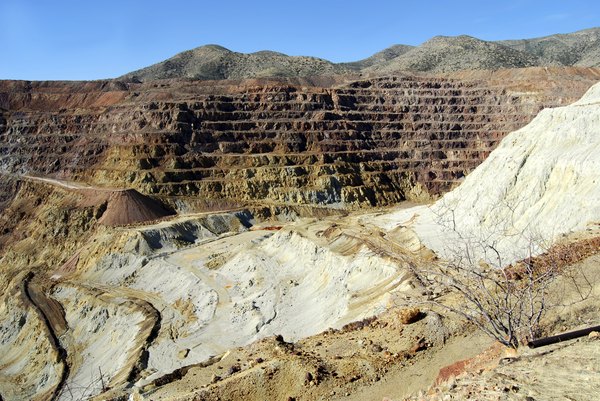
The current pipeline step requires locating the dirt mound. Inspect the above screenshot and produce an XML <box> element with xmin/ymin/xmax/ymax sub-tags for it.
<box><xmin>96</xmin><ymin>189</ymin><xmax>173</xmax><ymax>226</ymax></box>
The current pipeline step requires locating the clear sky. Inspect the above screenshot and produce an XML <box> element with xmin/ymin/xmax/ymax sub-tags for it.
<box><xmin>1</xmin><ymin>0</ymin><xmax>598</xmax><ymax>80</ymax></box>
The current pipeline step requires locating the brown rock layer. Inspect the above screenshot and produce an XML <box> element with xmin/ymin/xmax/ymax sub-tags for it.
<box><xmin>1</xmin><ymin>68</ymin><xmax>598</xmax><ymax>209</ymax></box>
<box><xmin>91</xmin><ymin>189</ymin><xmax>174</xmax><ymax>226</ymax></box>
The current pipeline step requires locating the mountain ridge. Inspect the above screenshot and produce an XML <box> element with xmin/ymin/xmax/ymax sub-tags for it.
<box><xmin>121</xmin><ymin>27</ymin><xmax>600</xmax><ymax>81</ymax></box>
<box><xmin>123</xmin><ymin>45</ymin><xmax>352</xmax><ymax>81</ymax></box>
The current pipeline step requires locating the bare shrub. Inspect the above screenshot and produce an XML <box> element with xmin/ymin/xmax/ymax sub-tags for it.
<box><xmin>54</xmin><ymin>367</ymin><xmax>109</xmax><ymax>401</ymax></box>
<box><xmin>404</xmin><ymin>196</ymin><xmax>597</xmax><ymax>349</ymax></box>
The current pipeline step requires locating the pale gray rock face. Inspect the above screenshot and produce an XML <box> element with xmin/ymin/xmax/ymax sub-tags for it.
<box><xmin>380</xmin><ymin>81</ymin><xmax>600</xmax><ymax>266</ymax></box>
<box><xmin>82</xmin><ymin>217</ymin><xmax>409</xmax><ymax>387</ymax></box>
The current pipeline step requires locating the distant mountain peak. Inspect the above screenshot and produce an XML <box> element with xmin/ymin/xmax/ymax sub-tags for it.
<box><xmin>196</xmin><ymin>44</ymin><xmax>232</xmax><ymax>52</ymax></box>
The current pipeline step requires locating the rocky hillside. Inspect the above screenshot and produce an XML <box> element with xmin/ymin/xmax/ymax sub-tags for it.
<box><xmin>368</xmin><ymin>27</ymin><xmax>600</xmax><ymax>75</ymax></box>
<box><xmin>366</xmin><ymin>35</ymin><xmax>544</xmax><ymax>74</ymax></box>
<box><xmin>499</xmin><ymin>27</ymin><xmax>600</xmax><ymax>67</ymax></box>
<box><xmin>340</xmin><ymin>44</ymin><xmax>414</xmax><ymax>70</ymax></box>
<box><xmin>122</xmin><ymin>27</ymin><xmax>600</xmax><ymax>80</ymax></box>
<box><xmin>4</xmin><ymin>24</ymin><xmax>600</xmax><ymax>401</ymax></box>
<box><xmin>122</xmin><ymin>45</ymin><xmax>352</xmax><ymax>81</ymax></box>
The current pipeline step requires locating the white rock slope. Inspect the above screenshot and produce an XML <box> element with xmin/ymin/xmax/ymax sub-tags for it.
<box><xmin>48</xmin><ymin>213</ymin><xmax>412</xmax><ymax>391</ymax></box>
<box><xmin>386</xmin><ymin>81</ymin><xmax>600</xmax><ymax>265</ymax></box>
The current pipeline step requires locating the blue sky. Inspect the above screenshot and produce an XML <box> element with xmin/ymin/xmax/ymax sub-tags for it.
<box><xmin>0</xmin><ymin>0</ymin><xmax>598</xmax><ymax>80</ymax></box>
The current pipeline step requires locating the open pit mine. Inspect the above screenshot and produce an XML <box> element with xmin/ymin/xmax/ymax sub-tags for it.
<box><xmin>1</xmin><ymin>31</ymin><xmax>600</xmax><ymax>401</ymax></box>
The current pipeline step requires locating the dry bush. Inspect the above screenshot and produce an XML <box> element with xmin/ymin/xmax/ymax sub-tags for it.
<box><xmin>405</xmin><ymin>197</ymin><xmax>598</xmax><ymax>349</ymax></box>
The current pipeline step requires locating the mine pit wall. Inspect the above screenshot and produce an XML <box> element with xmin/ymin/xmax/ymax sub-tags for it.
<box><xmin>0</xmin><ymin>72</ymin><xmax>597</xmax><ymax>210</ymax></box>
<box><xmin>0</xmin><ymin>179</ymin><xmax>100</xmax><ymax>271</ymax></box>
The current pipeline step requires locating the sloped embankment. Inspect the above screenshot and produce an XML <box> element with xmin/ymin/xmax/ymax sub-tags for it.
<box><xmin>90</xmin><ymin>188</ymin><xmax>174</xmax><ymax>226</ymax></box>
<box><xmin>379</xmin><ymin>80</ymin><xmax>600</xmax><ymax>265</ymax></box>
